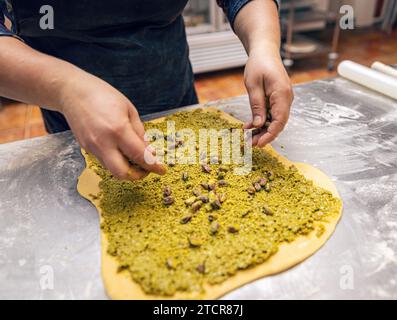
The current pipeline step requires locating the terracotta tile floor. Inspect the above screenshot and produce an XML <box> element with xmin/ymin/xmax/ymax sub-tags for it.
<box><xmin>1</xmin><ymin>27</ymin><xmax>396</xmax><ymax>144</ymax></box>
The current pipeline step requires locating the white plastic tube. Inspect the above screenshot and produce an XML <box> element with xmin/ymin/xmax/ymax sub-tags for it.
<box><xmin>371</xmin><ymin>61</ymin><xmax>397</xmax><ymax>79</ymax></box>
<box><xmin>337</xmin><ymin>60</ymin><xmax>397</xmax><ymax>100</ymax></box>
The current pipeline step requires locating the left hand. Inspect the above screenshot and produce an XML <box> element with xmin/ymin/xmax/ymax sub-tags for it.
<box><xmin>243</xmin><ymin>46</ymin><xmax>294</xmax><ymax>147</ymax></box>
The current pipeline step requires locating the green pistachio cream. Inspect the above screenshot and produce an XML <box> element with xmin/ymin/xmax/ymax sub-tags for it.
<box><xmin>87</xmin><ymin>109</ymin><xmax>341</xmax><ymax>296</ymax></box>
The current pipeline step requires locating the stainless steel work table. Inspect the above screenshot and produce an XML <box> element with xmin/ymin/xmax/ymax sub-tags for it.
<box><xmin>1</xmin><ymin>77</ymin><xmax>396</xmax><ymax>299</ymax></box>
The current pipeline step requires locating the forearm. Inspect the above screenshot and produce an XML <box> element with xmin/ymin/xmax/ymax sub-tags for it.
<box><xmin>0</xmin><ymin>37</ymin><xmax>97</xmax><ymax>112</ymax></box>
<box><xmin>233</xmin><ymin>0</ymin><xmax>280</xmax><ymax>56</ymax></box>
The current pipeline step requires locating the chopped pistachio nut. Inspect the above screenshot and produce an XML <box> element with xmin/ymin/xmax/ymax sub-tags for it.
<box><xmin>208</xmin><ymin>179</ymin><xmax>217</xmax><ymax>190</ymax></box>
<box><xmin>163</xmin><ymin>186</ymin><xmax>172</xmax><ymax>197</ymax></box>
<box><xmin>218</xmin><ymin>193</ymin><xmax>227</xmax><ymax>203</ymax></box>
<box><xmin>247</xmin><ymin>186</ymin><xmax>256</xmax><ymax>195</ymax></box>
<box><xmin>196</xmin><ymin>263</ymin><xmax>206</xmax><ymax>274</ymax></box>
<box><xmin>227</xmin><ymin>225</ymin><xmax>239</xmax><ymax>234</ymax></box>
<box><xmin>208</xmin><ymin>214</ymin><xmax>218</xmax><ymax>222</ymax></box>
<box><xmin>218</xmin><ymin>180</ymin><xmax>228</xmax><ymax>187</ymax></box>
<box><xmin>210</xmin><ymin>221</ymin><xmax>220</xmax><ymax>235</ymax></box>
<box><xmin>184</xmin><ymin>196</ymin><xmax>197</xmax><ymax>206</ymax></box>
<box><xmin>258</xmin><ymin>178</ymin><xmax>267</xmax><ymax>187</ymax></box>
<box><xmin>191</xmin><ymin>201</ymin><xmax>203</xmax><ymax>213</ymax></box>
<box><xmin>180</xmin><ymin>214</ymin><xmax>193</xmax><ymax>224</ymax></box>
<box><xmin>166</xmin><ymin>257</ymin><xmax>177</xmax><ymax>270</ymax></box>
<box><xmin>163</xmin><ymin>196</ymin><xmax>175</xmax><ymax>205</ymax></box>
<box><xmin>188</xmin><ymin>236</ymin><xmax>203</xmax><ymax>247</ymax></box>
<box><xmin>202</xmin><ymin>164</ymin><xmax>211</xmax><ymax>173</ymax></box>
<box><xmin>263</xmin><ymin>207</ymin><xmax>273</xmax><ymax>216</ymax></box>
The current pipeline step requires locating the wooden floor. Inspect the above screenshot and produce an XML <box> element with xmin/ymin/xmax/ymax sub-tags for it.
<box><xmin>0</xmin><ymin>27</ymin><xmax>396</xmax><ymax>144</ymax></box>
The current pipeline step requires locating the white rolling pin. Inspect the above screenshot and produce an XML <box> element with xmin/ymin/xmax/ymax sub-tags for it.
<box><xmin>371</xmin><ymin>61</ymin><xmax>397</xmax><ymax>79</ymax></box>
<box><xmin>337</xmin><ymin>60</ymin><xmax>397</xmax><ymax>100</ymax></box>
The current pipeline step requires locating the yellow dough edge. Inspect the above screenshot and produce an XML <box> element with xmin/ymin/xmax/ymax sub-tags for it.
<box><xmin>77</xmin><ymin>107</ymin><xmax>343</xmax><ymax>300</ymax></box>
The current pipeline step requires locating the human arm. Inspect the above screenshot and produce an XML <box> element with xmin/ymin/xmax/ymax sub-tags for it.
<box><xmin>0</xmin><ymin>36</ymin><xmax>165</xmax><ymax>179</ymax></box>
<box><xmin>218</xmin><ymin>0</ymin><xmax>294</xmax><ymax>146</ymax></box>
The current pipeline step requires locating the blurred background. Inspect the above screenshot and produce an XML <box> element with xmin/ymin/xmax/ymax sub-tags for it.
<box><xmin>0</xmin><ymin>0</ymin><xmax>396</xmax><ymax>144</ymax></box>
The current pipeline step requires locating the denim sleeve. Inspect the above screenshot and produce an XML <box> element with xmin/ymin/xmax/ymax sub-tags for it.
<box><xmin>0</xmin><ymin>0</ymin><xmax>21</xmax><ymax>39</ymax></box>
<box><xmin>217</xmin><ymin>0</ymin><xmax>280</xmax><ymax>30</ymax></box>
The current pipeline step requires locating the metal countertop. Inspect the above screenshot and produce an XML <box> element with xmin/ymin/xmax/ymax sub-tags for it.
<box><xmin>0</xmin><ymin>77</ymin><xmax>396</xmax><ymax>299</ymax></box>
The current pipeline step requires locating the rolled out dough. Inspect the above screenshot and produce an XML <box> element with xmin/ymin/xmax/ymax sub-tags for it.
<box><xmin>77</xmin><ymin>107</ymin><xmax>343</xmax><ymax>299</ymax></box>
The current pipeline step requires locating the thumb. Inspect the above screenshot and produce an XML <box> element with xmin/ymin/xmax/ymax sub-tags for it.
<box><xmin>246</xmin><ymin>78</ymin><xmax>266</xmax><ymax>128</ymax></box>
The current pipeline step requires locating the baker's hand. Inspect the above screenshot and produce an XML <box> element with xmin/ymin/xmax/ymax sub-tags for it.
<box><xmin>60</xmin><ymin>76</ymin><xmax>166</xmax><ymax>180</ymax></box>
<box><xmin>243</xmin><ymin>47</ymin><xmax>294</xmax><ymax>147</ymax></box>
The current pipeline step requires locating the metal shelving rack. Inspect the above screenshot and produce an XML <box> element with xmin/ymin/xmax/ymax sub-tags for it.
<box><xmin>281</xmin><ymin>0</ymin><xmax>342</xmax><ymax>71</ymax></box>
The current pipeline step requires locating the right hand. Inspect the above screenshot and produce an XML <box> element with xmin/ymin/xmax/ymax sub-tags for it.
<box><xmin>60</xmin><ymin>75</ymin><xmax>166</xmax><ymax>180</ymax></box>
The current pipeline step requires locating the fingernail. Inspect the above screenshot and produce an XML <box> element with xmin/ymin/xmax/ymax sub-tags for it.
<box><xmin>144</xmin><ymin>150</ymin><xmax>156</xmax><ymax>165</ymax></box>
<box><xmin>253</xmin><ymin>116</ymin><xmax>262</xmax><ymax>127</ymax></box>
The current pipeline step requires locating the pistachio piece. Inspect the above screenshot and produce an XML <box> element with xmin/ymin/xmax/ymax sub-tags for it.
<box><xmin>184</xmin><ymin>196</ymin><xmax>197</xmax><ymax>206</ymax></box>
<box><xmin>210</xmin><ymin>221</ymin><xmax>220</xmax><ymax>235</ymax></box>
<box><xmin>217</xmin><ymin>172</ymin><xmax>225</xmax><ymax>180</ymax></box>
<box><xmin>208</xmin><ymin>191</ymin><xmax>217</xmax><ymax>201</ymax></box>
<box><xmin>210</xmin><ymin>199</ymin><xmax>222</xmax><ymax>210</ymax></box>
<box><xmin>208</xmin><ymin>179</ymin><xmax>217</xmax><ymax>190</ymax></box>
<box><xmin>247</xmin><ymin>186</ymin><xmax>256</xmax><ymax>195</ymax></box>
<box><xmin>191</xmin><ymin>201</ymin><xmax>202</xmax><ymax>213</ymax></box>
<box><xmin>241</xmin><ymin>210</ymin><xmax>251</xmax><ymax>217</ymax></box>
<box><xmin>163</xmin><ymin>186</ymin><xmax>172</xmax><ymax>197</ymax></box>
<box><xmin>188</xmin><ymin>236</ymin><xmax>203</xmax><ymax>247</ymax></box>
<box><xmin>180</xmin><ymin>214</ymin><xmax>192</xmax><ymax>224</ymax></box>
<box><xmin>258</xmin><ymin>178</ymin><xmax>267</xmax><ymax>187</ymax></box>
<box><xmin>267</xmin><ymin>170</ymin><xmax>275</xmax><ymax>181</ymax></box>
<box><xmin>199</xmin><ymin>195</ymin><xmax>209</xmax><ymax>203</ymax></box>
<box><xmin>168</xmin><ymin>160</ymin><xmax>176</xmax><ymax>167</ymax></box>
<box><xmin>192</xmin><ymin>188</ymin><xmax>201</xmax><ymax>197</ymax></box>
<box><xmin>182</xmin><ymin>172</ymin><xmax>189</xmax><ymax>181</ymax></box>
<box><xmin>254</xmin><ymin>182</ymin><xmax>262</xmax><ymax>192</ymax></box>
<box><xmin>219</xmin><ymin>165</ymin><xmax>229</xmax><ymax>172</ymax></box>
<box><xmin>166</xmin><ymin>258</ymin><xmax>176</xmax><ymax>270</ymax></box>
<box><xmin>208</xmin><ymin>214</ymin><xmax>218</xmax><ymax>222</ymax></box>
<box><xmin>200</xmin><ymin>182</ymin><xmax>209</xmax><ymax>190</ymax></box>
<box><xmin>196</xmin><ymin>263</ymin><xmax>206</xmax><ymax>274</ymax></box>
<box><xmin>227</xmin><ymin>225</ymin><xmax>239</xmax><ymax>234</ymax></box>
<box><xmin>264</xmin><ymin>183</ymin><xmax>271</xmax><ymax>192</ymax></box>
<box><xmin>218</xmin><ymin>193</ymin><xmax>227</xmax><ymax>203</ymax></box>
<box><xmin>218</xmin><ymin>180</ymin><xmax>228</xmax><ymax>187</ymax></box>
<box><xmin>202</xmin><ymin>164</ymin><xmax>211</xmax><ymax>173</ymax></box>
<box><xmin>163</xmin><ymin>196</ymin><xmax>174</xmax><ymax>205</ymax></box>
<box><xmin>263</xmin><ymin>207</ymin><xmax>273</xmax><ymax>216</ymax></box>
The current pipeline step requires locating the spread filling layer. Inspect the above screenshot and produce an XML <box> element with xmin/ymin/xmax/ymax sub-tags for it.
<box><xmin>87</xmin><ymin>109</ymin><xmax>342</xmax><ymax>296</ymax></box>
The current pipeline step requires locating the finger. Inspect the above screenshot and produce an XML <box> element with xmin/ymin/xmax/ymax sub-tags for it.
<box><xmin>128</xmin><ymin>106</ymin><xmax>146</xmax><ymax>140</ymax></box>
<box><xmin>243</xmin><ymin>121</ymin><xmax>253</xmax><ymax>130</ymax></box>
<box><xmin>257</xmin><ymin>86</ymin><xmax>292</xmax><ymax>147</ymax></box>
<box><xmin>127</xmin><ymin>165</ymin><xmax>150</xmax><ymax>180</ymax></box>
<box><xmin>127</xmin><ymin>106</ymin><xmax>157</xmax><ymax>157</ymax></box>
<box><xmin>100</xmin><ymin>149</ymin><xmax>147</xmax><ymax>180</ymax></box>
<box><xmin>257</xmin><ymin>118</ymin><xmax>286</xmax><ymax>147</ymax></box>
<box><xmin>119</xmin><ymin>127</ymin><xmax>167</xmax><ymax>175</ymax></box>
<box><xmin>245</xmin><ymin>77</ymin><xmax>266</xmax><ymax>128</ymax></box>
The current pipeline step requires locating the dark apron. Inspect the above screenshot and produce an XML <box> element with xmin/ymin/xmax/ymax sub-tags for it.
<box><xmin>10</xmin><ymin>0</ymin><xmax>198</xmax><ymax>133</ymax></box>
